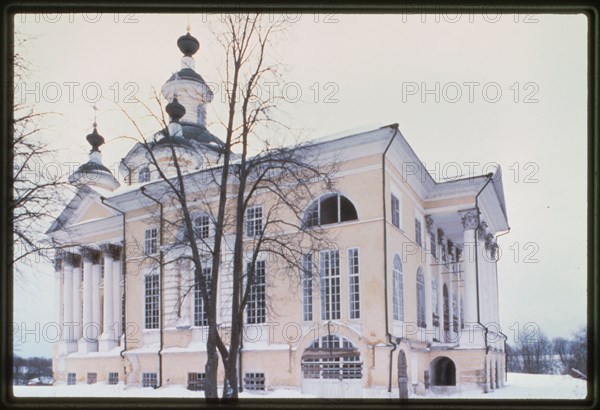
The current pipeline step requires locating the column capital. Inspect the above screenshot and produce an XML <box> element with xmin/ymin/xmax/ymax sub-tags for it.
<box><xmin>80</xmin><ymin>247</ymin><xmax>101</xmax><ymax>263</ymax></box>
<box><xmin>437</xmin><ymin>228</ymin><xmax>445</xmax><ymax>244</ymax></box>
<box><xmin>459</xmin><ymin>209</ymin><xmax>479</xmax><ymax>231</ymax></box>
<box><xmin>63</xmin><ymin>252</ymin><xmax>82</xmax><ymax>268</ymax></box>
<box><xmin>425</xmin><ymin>215</ymin><xmax>435</xmax><ymax>235</ymax></box>
<box><xmin>100</xmin><ymin>243</ymin><xmax>122</xmax><ymax>260</ymax></box>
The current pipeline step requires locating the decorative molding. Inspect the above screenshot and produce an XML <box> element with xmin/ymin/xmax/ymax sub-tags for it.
<box><xmin>460</xmin><ymin>209</ymin><xmax>479</xmax><ymax>231</ymax></box>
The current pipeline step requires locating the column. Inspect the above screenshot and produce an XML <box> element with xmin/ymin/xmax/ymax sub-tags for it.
<box><xmin>79</xmin><ymin>248</ymin><xmax>100</xmax><ymax>353</ymax></box>
<box><xmin>424</xmin><ymin>216</ymin><xmax>434</xmax><ymax>342</ymax></box>
<box><xmin>71</xmin><ymin>254</ymin><xmax>83</xmax><ymax>342</ymax></box>
<box><xmin>60</xmin><ymin>253</ymin><xmax>78</xmax><ymax>355</ymax></box>
<box><xmin>100</xmin><ymin>244</ymin><xmax>119</xmax><ymax>351</ymax></box>
<box><xmin>112</xmin><ymin>246</ymin><xmax>123</xmax><ymax>342</ymax></box>
<box><xmin>459</xmin><ymin>209</ymin><xmax>484</xmax><ymax>347</ymax></box>
<box><xmin>92</xmin><ymin>260</ymin><xmax>102</xmax><ymax>343</ymax></box>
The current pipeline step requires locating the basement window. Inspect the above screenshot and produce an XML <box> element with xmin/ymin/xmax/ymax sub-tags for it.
<box><xmin>67</xmin><ymin>373</ymin><xmax>76</xmax><ymax>385</ymax></box>
<box><xmin>87</xmin><ymin>372</ymin><xmax>97</xmax><ymax>385</ymax></box>
<box><xmin>187</xmin><ymin>372</ymin><xmax>206</xmax><ymax>391</ymax></box>
<box><xmin>244</xmin><ymin>372</ymin><xmax>265</xmax><ymax>391</ymax></box>
<box><xmin>141</xmin><ymin>372</ymin><xmax>158</xmax><ymax>388</ymax></box>
<box><xmin>108</xmin><ymin>372</ymin><xmax>119</xmax><ymax>385</ymax></box>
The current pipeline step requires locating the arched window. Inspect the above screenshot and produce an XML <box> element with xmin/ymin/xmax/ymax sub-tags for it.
<box><xmin>301</xmin><ymin>335</ymin><xmax>362</xmax><ymax>380</ymax></box>
<box><xmin>304</xmin><ymin>194</ymin><xmax>358</xmax><ymax>227</ymax></box>
<box><xmin>416</xmin><ymin>268</ymin><xmax>425</xmax><ymax>328</ymax></box>
<box><xmin>392</xmin><ymin>254</ymin><xmax>404</xmax><ymax>321</ymax></box>
<box><xmin>138</xmin><ymin>166</ymin><xmax>150</xmax><ymax>183</ymax></box>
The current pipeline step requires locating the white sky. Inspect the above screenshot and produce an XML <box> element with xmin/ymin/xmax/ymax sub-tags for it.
<box><xmin>14</xmin><ymin>13</ymin><xmax>588</xmax><ymax>358</ymax></box>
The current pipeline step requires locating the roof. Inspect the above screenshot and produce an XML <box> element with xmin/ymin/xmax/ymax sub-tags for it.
<box><xmin>165</xmin><ymin>68</ymin><xmax>209</xmax><ymax>85</ymax></box>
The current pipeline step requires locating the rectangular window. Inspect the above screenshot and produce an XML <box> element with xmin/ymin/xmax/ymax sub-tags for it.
<box><xmin>391</xmin><ymin>194</ymin><xmax>400</xmax><ymax>228</ymax></box>
<box><xmin>415</xmin><ymin>218</ymin><xmax>422</xmax><ymax>247</ymax></box>
<box><xmin>87</xmin><ymin>372</ymin><xmax>97</xmax><ymax>385</ymax></box>
<box><xmin>141</xmin><ymin>372</ymin><xmax>158</xmax><ymax>388</ymax></box>
<box><xmin>320</xmin><ymin>250</ymin><xmax>341</xmax><ymax>320</ymax></box>
<box><xmin>302</xmin><ymin>254</ymin><xmax>313</xmax><ymax>321</ymax></box>
<box><xmin>194</xmin><ymin>215</ymin><xmax>210</xmax><ymax>239</ymax></box>
<box><xmin>108</xmin><ymin>372</ymin><xmax>119</xmax><ymax>385</ymax></box>
<box><xmin>187</xmin><ymin>372</ymin><xmax>206</xmax><ymax>391</ymax></box>
<box><xmin>244</xmin><ymin>372</ymin><xmax>265</xmax><ymax>391</ymax></box>
<box><xmin>246</xmin><ymin>206</ymin><xmax>263</xmax><ymax>237</ymax></box>
<box><xmin>194</xmin><ymin>266</ymin><xmax>212</xmax><ymax>327</ymax></box>
<box><xmin>246</xmin><ymin>260</ymin><xmax>266</xmax><ymax>324</ymax></box>
<box><xmin>144</xmin><ymin>272</ymin><xmax>160</xmax><ymax>329</ymax></box>
<box><xmin>67</xmin><ymin>373</ymin><xmax>76</xmax><ymax>385</ymax></box>
<box><xmin>348</xmin><ymin>248</ymin><xmax>360</xmax><ymax>319</ymax></box>
<box><xmin>144</xmin><ymin>228</ymin><xmax>158</xmax><ymax>255</ymax></box>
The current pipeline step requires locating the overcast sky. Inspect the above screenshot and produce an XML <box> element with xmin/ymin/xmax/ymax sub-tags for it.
<box><xmin>14</xmin><ymin>13</ymin><xmax>587</xmax><ymax>357</ymax></box>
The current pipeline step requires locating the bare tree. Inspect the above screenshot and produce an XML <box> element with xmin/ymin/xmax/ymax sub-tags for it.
<box><xmin>11</xmin><ymin>34</ymin><xmax>68</xmax><ymax>280</ymax></box>
<box><xmin>519</xmin><ymin>330</ymin><xmax>553</xmax><ymax>374</ymax></box>
<box><xmin>117</xmin><ymin>14</ymin><xmax>338</xmax><ymax>399</ymax></box>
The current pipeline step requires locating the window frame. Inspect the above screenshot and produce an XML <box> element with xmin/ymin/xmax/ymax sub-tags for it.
<box><xmin>319</xmin><ymin>250</ymin><xmax>341</xmax><ymax>321</ymax></box>
<box><xmin>301</xmin><ymin>253</ymin><xmax>313</xmax><ymax>321</ymax></box>
<box><xmin>144</xmin><ymin>269</ymin><xmax>160</xmax><ymax>330</ymax></box>
<box><xmin>246</xmin><ymin>260</ymin><xmax>266</xmax><ymax>324</ymax></box>
<box><xmin>416</xmin><ymin>268</ymin><xmax>426</xmax><ymax>328</ymax></box>
<box><xmin>245</xmin><ymin>205</ymin><xmax>264</xmax><ymax>238</ymax></box>
<box><xmin>348</xmin><ymin>248</ymin><xmax>360</xmax><ymax>320</ymax></box>
<box><xmin>305</xmin><ymin>194</ymin><xmax>358</xmax><ymax>228</ymax></box>
<box><xmin>193</xmin><ymin>215</ymin><xmax>211</xmax><ymax>240</ymax></box>
<box><xmin>194</xmin><ymin>265</ymin><xmax>212</xmax><ymax>327</ymax></box>
<box><xmin>144</xmin><ymin>227</ymin><xmax>158</xmax><ymax>255</ymax></box>
<box><xmin>391</xmin><ymin>194</ymin><xmax>400</xmax><ymax>228</ymax></box>
<box><xmin>392</xmin><ymin>254</ymin><xmax>404</xmax><ymax>321</ymax></box>
<box><xmin>138</xmin><ymin>166</ymin><xmax>150</xmax><ymax>183</ymax></box>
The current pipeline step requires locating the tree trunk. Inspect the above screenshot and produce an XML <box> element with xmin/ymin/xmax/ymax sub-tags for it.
<box><xmin>204</xmin><ymin>326</ymin><xmax>220</xmax><ymax>399</ymax></box>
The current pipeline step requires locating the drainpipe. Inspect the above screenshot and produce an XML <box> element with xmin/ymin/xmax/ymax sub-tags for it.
<box><xmin>381</xmin><ymin>123</ymin><xmax>400</xmax><ymax>392</ymax></box>
<box><xmin>494</xmin><ymin>227</ymin><xmax>511</xmax><ymax>382</ymax></box>
<box><xmin>140</xmin><ymin>186</ymin><xmax>164</xmax><ymax>388</ymax></box>
<box><xmin>473</xmin><ymin>173</ymin><xmax>494</xmax><ymax>389</ymax></box>
<box><xmin>100</xmin><ymin>197</ymin><xmax>127</xmax><ymax>360</ymax></box>
<box><xmin>120</xmin><ymin>158</ymin><xmax>133</xmax><ymax>186</ymax></box>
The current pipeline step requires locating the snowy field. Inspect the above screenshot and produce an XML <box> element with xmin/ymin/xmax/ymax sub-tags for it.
<box><xmin>14</xmin><ymin>373</ymin><xmax>587</xmax><ymax>400</ymax></box>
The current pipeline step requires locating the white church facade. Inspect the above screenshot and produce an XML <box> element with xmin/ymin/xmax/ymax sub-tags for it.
<box><xmin>48</xmin><ymin>29</ymin><xmax>509</xmax><ymax>398</ymax></box>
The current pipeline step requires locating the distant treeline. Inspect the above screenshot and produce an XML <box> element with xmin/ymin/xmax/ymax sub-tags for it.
<box><xmin>13</xmin><ymin>356</ymin><xmax>53</xmax><ymax>385</ymax></box>
<box><xmin>506</xmin><ymin>326</ymin><xmax>587</xmax><ymax>377</ymax></box>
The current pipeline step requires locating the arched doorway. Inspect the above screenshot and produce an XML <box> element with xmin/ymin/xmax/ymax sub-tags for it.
<box><xmin>430</xmin><ymin>356</ymin><xmax>456</xmax><ymax>386</ymax></box>
<box><xmin>301</xmin><ymin>335</ymin><xmax>362</xmax><ymax>397</ymax></box>
<box><xmin>397</xmin><ymin>350</ymin><xmax>409</xmax><ymax>399</ymax></box>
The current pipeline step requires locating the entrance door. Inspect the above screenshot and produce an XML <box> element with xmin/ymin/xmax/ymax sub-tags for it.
<box><xmin>398</xmin><ymin>350</ymin><xmax>409</xmax><ymax>399</ymax></box>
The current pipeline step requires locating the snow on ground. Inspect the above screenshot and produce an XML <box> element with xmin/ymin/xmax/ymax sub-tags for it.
<box><xmin>13</xmin><ymin>373</ymin><xmax>587</xmax><ymax>399</ymax></box>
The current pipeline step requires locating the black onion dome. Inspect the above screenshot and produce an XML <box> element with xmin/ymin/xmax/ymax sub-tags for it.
<box><xmin>177</xmin><ymin>32</ymin><xmax>200</xmax><ymax>56</ymax></box>
<box><xmin>166</xmin><ymin>97</ymin><xmax>186</xmax><ymax>121</ymax></box>
<box><xmin>86</xmin><ymin>127</ymin><xmax>105</xmax><ymax>152</ymax></box>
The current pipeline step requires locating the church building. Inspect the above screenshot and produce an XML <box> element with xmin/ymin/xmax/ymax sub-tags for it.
<box><xmin>48</xmin><ymin>29</ymin><xmax>509</xmax><ymax>398</ymax></box>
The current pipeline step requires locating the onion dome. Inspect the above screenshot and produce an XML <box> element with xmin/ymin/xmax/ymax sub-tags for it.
<box><xmin>166</xmin><ymin>96</ymin><xmax>186</xmax><ymax>122</ymax></box>
<box><xmin>86</xmin><ymin>124</ymin><xmax>105</xmax><ymax>152</ymax></box>
<box><xmin>177</xmin><ymin>32</ymin><xmax>200</xmax><ymax>56</ymax></box>
<box><xmin>69</xmin><ymin>119</ymin><xmax>120</xmax><ymax>191</ymax></box>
